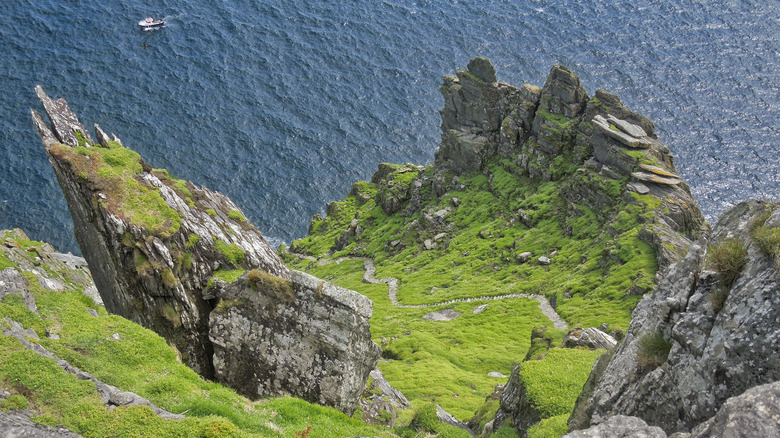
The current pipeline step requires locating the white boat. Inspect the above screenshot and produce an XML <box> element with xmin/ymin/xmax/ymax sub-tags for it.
<box><xmin>138</xmin><ymin>17</ymin><xmax>165</xmax><ymax>29</ymax></box>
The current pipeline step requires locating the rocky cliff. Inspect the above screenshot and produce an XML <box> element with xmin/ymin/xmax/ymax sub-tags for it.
<box><xmin>436</xmin><ymin>58</ymin><xmax>704</xmax><ymax>270</ymax></box>
<box><xmin>288</xmin><ymin>57</ymin><xmax>711</xmax><ymax>436</ymax></box>
<box><xmin>210</xmin><ymin>270</ymin><xmax>380</xmax><ymax>414</ymax></box>
<box><xmin>32</xmin><ymin>87</ymin><xmax>379</xmax><ymax>412</ymax></box>
<box><xmin>568</xmin><ymin>199</ymin><xmax>780</xmax><ymax>435</ymax></box>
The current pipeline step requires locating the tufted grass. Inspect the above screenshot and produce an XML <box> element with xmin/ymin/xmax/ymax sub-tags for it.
<box><xmin>749</xmin><ymin>208</ymin><xmax>780</xmax><ymax>267</ymax></box>
<box><xmin>213</xmin><ymin>239</ymin><xmax>245</xmax><ymax>266</ymax></box>
<box><xmin>707</xmin><ymin>238</ymin><xmax>747</xmax><ymax>287</ymax></box>
<box><xmin>637</xmin><ymin>331</ymin><xmax>672</xmax><ymax>372</ymax></box>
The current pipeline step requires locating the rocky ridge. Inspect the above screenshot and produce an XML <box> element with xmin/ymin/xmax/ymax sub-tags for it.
<box><xmin>32</xmin><ymin>88</ymin><xmax>379</xmax><ymax>413</ymax></box>
<box><xmin>568</xmin><ymin>200</ymin><xmax>780</xmax><ymax>435</ymax></box>
<box><xmin>288</xmin><ymin>57</ymin><xmax>711</xmax><ymax>436</ymax></box>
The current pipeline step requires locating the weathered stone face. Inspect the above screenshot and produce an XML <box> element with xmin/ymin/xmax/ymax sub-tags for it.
<box><xmin>570</xmin><ymin>200</ymin><xmax>780</xmax><ymax>434</ymax></box>
<box><xmin>209</xmin><ymin>270</ymin><xmax>381</xmax><ymax>414</ymax></box>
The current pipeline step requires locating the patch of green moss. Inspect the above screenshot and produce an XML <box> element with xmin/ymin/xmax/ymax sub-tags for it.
<box><xmin>180</xmin><ymin>253</ymin><xmax>193</xmax><ymax>271</ymax></box>
<box><xmin>74</xmin><ymin>130</ymin><xmax>91</xmax><ymax>147</ymax></box>
<box><xmin>519</xmin><ymin>349</ymin><xmax>603</xmax><ymax>420</ymax></box>
<box><xmin>50</xmin><ymin>142</ymin><xmax>181</xmax><ymax>237</ymax></box>
<box><xmin>227</xmin><ymin>210</ymin><xmax>246</xmax><ymax>222</ymax></box>
<box><xmin>212</xmin><ymin>269</ymin><xmax>245</xmax><ymax>284</ymax></box>
<box><xmin>0</xmin><ymin>394</ymin><xmax>28</xmax><ymax>411</ymax></box>
<box><xmin>213</xmin><ymin>239</ymin><xmax>245</xmax><ymax>266</ymax></box>
<box><xmin>630</xmin><ymin>192</ymin><xmax>663</xmax><ymax>210</ymax></box>
<box><xmin>458</xmin><ymin>70</ymin><xmax>484</xmax><ymax>85</ymax></box>
<box><xmin>185</xmin><ymin>233</ymin><xmax>200</xmax><ymax>249</ymax></box>
<box><xmin>527</xmin><ymin>414</ymin><xmax>568</xmax><ymax>438</ymax></box>
<box><xmin>206</xmin><ymin>209</ymin><xmax>217</xmax><ymax>217</ymax></box>
<box><xmin>407</xmin><ymin>403</ymin><xmax>471</xmax><ymax>437</ymax></box>
<box><xmin>536</xmin><ymin>107</ymin><xmax>577</xmax><ymax>133</ymax></box>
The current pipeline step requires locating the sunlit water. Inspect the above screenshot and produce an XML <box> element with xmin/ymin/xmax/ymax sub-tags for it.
<box><xmin>1</xmin><ymin>0</ymin><xmax>778</xmax><ymax>254</ymax></box>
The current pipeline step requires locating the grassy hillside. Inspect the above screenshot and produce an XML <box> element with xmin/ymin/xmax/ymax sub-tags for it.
<box><xmin>0</xmin><ymin>231</ymin><xmax>396</xmax><ymax>438</ymax></box>
<box><xmin>284</xmin><ymin>156</ymin><xmax>661</xmax><ymax>434</ymax></box>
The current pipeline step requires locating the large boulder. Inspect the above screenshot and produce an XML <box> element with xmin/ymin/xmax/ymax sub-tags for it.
<box><xmin>209</xmin><ymin>270</ymin><xmax>380</xmax><ymax>414</ymax></box>
<box><xmin>566</xmin><ymin>380</ymin><xmax>780</xmax><ymax>438</ymax></box>
<box><xmin>688</xmin><ymin>380</ymin><xmax>780</xmax><ymax>438</ymax></box>
<box><xmin>563</xmin><ymin>415</ymin><xmax>666</xmax><ymax>438</ymax></box>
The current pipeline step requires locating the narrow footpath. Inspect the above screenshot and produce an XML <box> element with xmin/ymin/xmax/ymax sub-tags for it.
<box><xmin>287</xmin><ymin>251</ymin><xmax>569</xmax><ymax>331</ymax></box>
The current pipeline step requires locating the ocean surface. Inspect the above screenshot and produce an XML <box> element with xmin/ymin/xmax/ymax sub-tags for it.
<box><xmin>1</xmin><ymin>0</ymin><xmax>778</xmax><ymax>255</ymax></box>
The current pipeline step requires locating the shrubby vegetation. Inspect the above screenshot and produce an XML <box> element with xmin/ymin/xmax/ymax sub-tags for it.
<box><xmin>707</xmin><ymin>237</ymin><xmax>748</xmax><ymax>312</ymax></box>
<box><xmin>637</xmin><ymin>331</ymin><xmax>672</xmax><ymax>372</ymax></box>
<box><xmin>749</xmin><ymin>207</ymin><xmax>780</xmax><ymax>267</ymax></box>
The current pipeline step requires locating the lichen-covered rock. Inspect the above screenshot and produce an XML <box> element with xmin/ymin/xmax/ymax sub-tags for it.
<box><xmin>688</xmin><ymin>380</ymin><xmax>780</xmax><ymax>438</ymax></box>
<box><xmin>563</xmin><ymin>415</ymin><xmax>667</xmax><ymax>438</ymax></box>
<box><xmin>437</xmin><ymin>57</ymin><xmax>539</xmax><ymax>172</ymax></box>
<box><xmin>32</xmin><ymin>86</ymin><xmax>288</xmax><ymax>377</ymax></box>
<box><xmin>569</xmin><ymin>200</ymin><xmax>780</xmax><ymax>434</ymax></box>
<box><xmin>209</xmin><ymin>270</ymin><xmax>381</xmax><ymax>414</ymax></box>
<box><xmin>492</xmin><ymin>365</ymin><xmax>541</xmax><ymax>435</ymax></box>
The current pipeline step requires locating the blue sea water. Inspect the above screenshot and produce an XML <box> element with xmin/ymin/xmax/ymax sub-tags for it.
<box><xmin>1</xmin><ymin>0</ymin><xmax>778</xmax><ymax>255</ymax></box>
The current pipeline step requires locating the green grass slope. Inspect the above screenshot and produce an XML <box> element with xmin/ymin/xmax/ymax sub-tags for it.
<box><xmin>284</xmin><ymin>156</ymin><xmax>660</xmax><ymax>431</ymax></box>
<box><xmin>0</xmin><ymin>231</ymin><xmax>395</xmax><ymax>438</ymax></box>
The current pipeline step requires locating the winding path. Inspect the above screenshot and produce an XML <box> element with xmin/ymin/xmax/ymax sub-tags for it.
<box><xmin>287</xmin><ymin>251</ymin><xmax>568</xmax><ymax>331</ymax></box>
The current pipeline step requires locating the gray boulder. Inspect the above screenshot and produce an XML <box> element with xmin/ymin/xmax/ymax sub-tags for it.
<box><xmin>563</xmin><ymin>328</ymin><xmax>617</xmax><ymax>350</ymax></box>
<box><xmin>689</xmin><ymin>380</ymin><xmax>780</xmax><ymax>438</ymax></box>
<box><xmin>209</xmin><ymin>270</ymin><xmax>381</xmax><ymax>414</ymax></box>
<box><xmin>467</xmin><ymin>56</ymin><xmax>497</xmax><ymax>83</ymax></box>
<box><xmin>563</xmin><ymin>415</ymin><xmax>666</xmax><ymax>438</ymax></box>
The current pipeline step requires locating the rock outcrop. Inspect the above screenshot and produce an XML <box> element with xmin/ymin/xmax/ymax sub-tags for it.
<box><xmin>563</xmin><ymin>327</ymin><xmax>618</xmax><ymax>351</ymax></box>
<box><xmin>493</xmin><ymin>365</ymin><xmax>542</xmax><ymax>435</ymax></box>
<box><xmin>565</xmin><ymin>380</ymin><xmax>780</xmax><ymax>438</ymax></box>
<box><xmin>569</xmin><ymin>200</ymin><xmax>780</xmax><ymax>434</ymax></box>
<box><xmin>32</xmin><ymin>88</ymin><xmax>379</xmax><ymax>412</ymax></box>
<box><xmin>687</xmin><ymin>380</ymin><xmax>780</xmax><ymax>438</ymax></box>
<box><xmin>431</xmin><ymin>58</ymin><xmax>705</xmax><ymax>270</ymax></box>
<box><xmin>562</xmin><ymin>415</ymin><xmax>666</xmax><ymax>438</ymax></box>
<box><xmin>33</xmin><ymin>86</ymin><xmax>288</xmax><ymax>376</ymax></box>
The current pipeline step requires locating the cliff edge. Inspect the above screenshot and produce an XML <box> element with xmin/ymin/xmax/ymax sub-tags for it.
<box><xmin>32</xmin><ymin>87</ymin><xmax>379</xmax><ymax>413</ymax></box>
